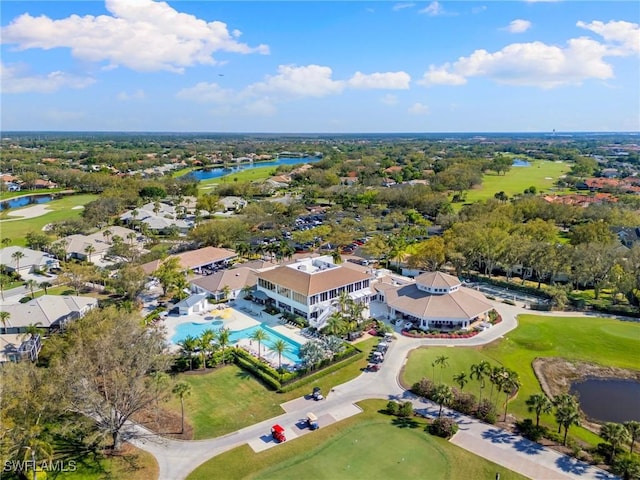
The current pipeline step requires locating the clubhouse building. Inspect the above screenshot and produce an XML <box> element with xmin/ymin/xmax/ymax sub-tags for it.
<box><xmin>256</xmin><ymin>256</ymin><xmax>373</xmax><ymax>328</ymax></box>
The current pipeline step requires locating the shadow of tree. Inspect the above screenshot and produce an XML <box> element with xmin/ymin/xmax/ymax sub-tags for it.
<box><xmin>391</xmin><ymin>417</ymin><xmax>420</xmax><ymax>429</ymax></box>
<box><xmin>514</xmin><ymin>438</ymin><xmax>544</xmax><ymax>455</ymax></box>
<box><xmin>481</xmin><ymin>428</ymin><xmax>515</xmax><ymax>444</ymax></box>
<box><xmin>555</xmin><ymin>456</ymin><xmax>589</xmax><ymax>475</ymax></box>
<box><xmin>235</xmin><ymin>370</ymin><xmax>252</xmax><ymax>380</ymax></box>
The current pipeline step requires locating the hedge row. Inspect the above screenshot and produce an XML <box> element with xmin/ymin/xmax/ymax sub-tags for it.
<box><xmin>233</xmin><ymin>351</ymin><xmax>282</xmax><ymax>390</ymax></box>
<box><xmin>277</xmin><ymin>349</ymin><xmax>365</xmax><ymax>393</ymax></box>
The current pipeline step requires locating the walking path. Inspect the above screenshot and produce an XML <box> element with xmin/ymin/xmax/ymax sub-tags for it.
<box><xmin>124</xmin><ymin>302</ymin><xmax>619</xmax><ymax>480</ymax></box>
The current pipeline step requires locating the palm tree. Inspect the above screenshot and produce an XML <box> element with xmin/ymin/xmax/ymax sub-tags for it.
<box><xmin>127</xmin><ymin>232</ymin><xmax>137</xmax><ymax>245</ymax></box>
<box><xmin>554</xmin><ymin>393</ymin><xmax>581</xmax><ymax>446</ymax></box>
<box><xmin>199</xmin><ymin>329</ymin><xmax>217</xmax><ymax>370</ymax></box>
<box><xmin>624</xmin><ymin>421</ymin><xmax>640</xmax><ymax>454</ymax></box>
<box><xmin>217</xmin><ymin>328</ymin><xmax>231</xmax><ymax>365</ymax></box>
<box><xmin>271</xmin><ymin>339</ymin><xmax>289</xmax><ymax>371</ymax></box>
<box><xmin>178</xmin><ymin>335</ymin><xmax>198</xmax><ymax>371</ymax></box>
<box><xmin>453</xmin><ymin>372</ymin><xmax>468</xmax><ymax>391</ymax></box>
<box><xmin>434</xmin><ymin>355</ymin><xmax>449</xmax><ymax>383</ymax></box>
<box><xmin>1</xmin><ymin>237</ymin><xmax>11</xmax><ymax>247</ymax></box>
<box><xmin>84</xmin><ymin>244</ymin><xmax>96</xmax><ymax>263</ymax></box>
<box><xmin>24</xmin><ymin>279</ymin><xmax>38</xmax><ymax>298</ymax></box>
<box><xmin>432</xmin><ymin>383</ymin><xmax>454</xmax><ymax>418</ymax></box>
<box><xmin>241</xmin><ymin>285</ymin><xmax>254</xmax><ymax>299</ymax></box>
<box><xmin>172</xmin><ymin>382</ymin><xmax>192</xmax><ymax>434</ymax></box>
<box><xmin>221</xmin><ymin>285</ymin><xmax>231</xmax><ymax>301</ymax></box>
<box><xmin>601</xmin><ymin>422</ymin><xmax>631</xmax><ymax>462</ymax></box>
<box><xmin>11</xmin><ymin>250</ymin><xmax>25</xmax><ymax>272</ymax></box>
<box><xmin>0</xmin><ymin>273</ymin><xmax>8</xmax><ymax>301</ymax></box>
<box><xmin>39</xmin><ymin>281</ymin><xmax>52</xmax><ymax>294</ymax></box>
<box><xmin>323</xmin><ymin>312</ymin><xmax>346</xmax><ymax>337</ymax></box>
<box><xmin>103</xmin><ymin>228</ymin><xmax>112</xmax><ymax>244</ymax></box>
<box><xmin>526</xmin><ymin>393</ymin><xmax>553</xmax><ymax>427</ymax></box>
<box><xmin>250</xmin><ymin>328</ymin><xmax>269</xmax><ymax>360</ymax></box>
<box><xmin>489</xmin><ymin>365</ymin><xmax>505</xmax><ymax>406</ymax></box>
<box><xmin>500</xmin><ymin>369</ymin><xmax>521</xmax><ymax>422</ymax></box>
<box><xmin>0</xmin><ymin>311</ymin><xmax>10</xmax><ymax>333</ymax></box>
<box><xmin>470</xmin><ymin>361</ymin><xmax>491</xmax><ymax>403</ymax></box>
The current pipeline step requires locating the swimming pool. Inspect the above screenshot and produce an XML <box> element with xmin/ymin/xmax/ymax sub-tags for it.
<box><xmin>172</xmin><ymin>321</ymin><xmax>302</xmax><ymax>363</ymax></box>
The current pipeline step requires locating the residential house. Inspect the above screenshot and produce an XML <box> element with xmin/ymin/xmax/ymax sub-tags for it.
<box><xmin>256</xmin><ymin>256</ymin><xmax>373</xmax><ymax>328</ymax></box>
<box><xmin>0</xmin><ymin>246</ymin><xmax>59</xmax><ymax>275</ymax></box>
<box><xmin>0</xmin><ymin>295</ymin><xmax>98</xmax><ymax>334</ymax></box>
<box><xmin>141</xmin><ymin>246</ymin><xmax>237</xmax><ymax>276</ymax></box>
<box><xmin>120</xmin><ymin>201</ymin><xmax>193</xmax><ymax>235</ymax></box>
<box><xmin>218</xmin><ymin>196</ymin><xmax>248</xmax><ymax>212</ymax></box>
<box><xmin>57</xmin><ymin>226</ymin><xmax>141</xmax><ymax>263</ymax></box>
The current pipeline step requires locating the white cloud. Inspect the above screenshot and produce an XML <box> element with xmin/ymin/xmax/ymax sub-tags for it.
<box><xmin>247</xmin><ymin>64</ymin><xmax>345</xmax><ymax>98</ymax></box>
<box><xmin>504</xmin><ymin>19</ymin><xmax>532</xmax><ymax>33</ymax></box>
<box><xmin>408</xmin><ymin>102</ymin><xmax>429</xmax><ymax>115</ymax></box>
<box><xmin>577</xmin><ymin>20</ymin><xmax>640</xmax><ymax>55</ymax></box>
<box><xmin>117</xmin><ymin>89</ymin><xmax>145</xmax><ymax>101</ymax></box>
<box><xmin>176</xmin><ymin>82</ymin><xmax>237</xmax><ymax>103</ymax></box>
<box><xmin>392</xmin><ymin>3</ymin><xmax>415</xmax><ymax>11</ymax></box>
<box><xmin>347</xmin><ymin>71</ymin><xmax>411</xmax><ymax>89</ymax></box>
<box><xmin>420</xmin><ymin>66</ymin><xmax>467</xmax><ymax>86</ymax></box>
<box><xmin>419</xmin><ymin>1</ymin><xmax>444</xmax><ymax>16</ymax></box>
<box><xmin>420</xmin><ymin>36</ymin><xmax>618</xmax><ymax>88</ymax></box>
<box><xmin>381</xmin><ymin>94</ymin><xmax>398</xmax><ymax>106</ymax></box>
<box><xmin>0</xmin><ymin>62</ymin><xmax>95</xmax><ymax>93</ymax></box>
<box><xmin>0</xmin><ymin>0</ymin><xmax>269</xmax><ymax>73</ymax></box>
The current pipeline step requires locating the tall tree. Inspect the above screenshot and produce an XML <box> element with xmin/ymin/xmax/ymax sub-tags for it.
<box><xmin>625</xmin><ymin>421</ymin><xmax>640</xmax><ymax>455</ymax></box>
<box><xmin>453</xmin><ymin>372</ymin><xmax>468</xmax><ymax>391</ymax></box>
<box><xmin>11</xmin><ymin>250</ymin><xmax>25</xmax><ymax>273</ymax></box>
<box><xmin>217</xmin><ymin>328</ymin><xmax>231</xmax><ymax>365</ymax></box>
<box><xmin>172</xmin><ymin>382</ymin><xmax>192</xmax><ymax>435</ymax></box>
<box><xmin>24</xmin><ymin>279</ymin><xmax>38</xmax><ymax>299</ymax></box>
<box><xmin>432</xmin><ymin>383</ymin><xmax>454</xmax><ymax>418</ymax></box>
<box><xmin>470</xmin><ymin>361</ymin><xmax>491</xmax><ymax>404</ymax></box>
<box><xmin>553</xmin><ymin>394</ymin><xmax>581</xmax><ymax>446</ymax></box>
<box><xmin>0</xmin><ymin>310</ymin><xmax>9</xmax><ymax>333</ymax></box>
<box><xmin>177</xmin><ymin>335</ymin><xmax>198</xmax><ymax>371</ymax></box>
<box><xmin>250</xmin><ymin>328</ymin><xmax>269</xmax><ymax>360</ymax></box>
<box><xmin>434</xmin><ymin>355</ymin><xmax>449</xmax><ymax>383</ymax></box>
<box><xmin>271</xmin><ymin>339</ymin><xmax>289</xmax><ymax>372</ymax></box>
<box><xmin>48</xmin><ymin>307</ymin><xmax>171</xmax><ymax>451</ymax></box>
<box><xmin>526</xmin><ymin>393</ymin><xmax>553</xmax><ymax>427</ymax></box>
<box><xmin>601</xmin><ymin>422</ymin><xmax>631</xmax><ymax>462</ymax></box>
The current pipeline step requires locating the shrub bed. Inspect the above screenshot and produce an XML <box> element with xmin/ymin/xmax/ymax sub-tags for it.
<box><xmin>429</xmin><ymin>417</ymin><xmax>459</xmax><ymax>438</ymax></box>
<box><xmin>402</xmin><ymin>329</ymin><xmax>480</xmax><ymax>339</ymax></box>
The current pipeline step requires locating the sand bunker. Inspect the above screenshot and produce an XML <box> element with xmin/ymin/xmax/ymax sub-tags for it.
<box><xmin>6</xmin><ymin>204</ymin><xmax>52</xmax><ymax>219</ymax></box>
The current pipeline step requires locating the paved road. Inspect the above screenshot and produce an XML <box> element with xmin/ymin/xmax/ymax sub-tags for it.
<box><xmin>124</xmin><ymin>303</ymin><xmax>618</xmax><ymax>480</ymax></box>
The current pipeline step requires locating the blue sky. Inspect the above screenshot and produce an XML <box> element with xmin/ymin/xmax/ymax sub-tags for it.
<box><xmin>1</xmin><ymin>1</ymin><xmax>639</xmax><ymax>133</ymax></box>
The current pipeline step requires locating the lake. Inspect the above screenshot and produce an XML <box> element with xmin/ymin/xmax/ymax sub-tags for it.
<box><xmin>186</xmin><ymin>156</ymin><xmax>321</xmax><ymax>181</ymax></box>
<box><xmin>0</xmin><ymin>194</ymin><xmax>54</xmax><ymax>211</ymax></box>
<box><xmin>570</xmin><ymin>378</ymin><xmax>640</xmax><ymax>423</ymax></box>
<box><xmin>512</xmin><ymin>159</ymin><xmax>531</xmax><ymax>167</ymax></box>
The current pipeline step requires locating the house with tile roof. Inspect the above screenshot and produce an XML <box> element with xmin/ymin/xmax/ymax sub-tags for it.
<box><xmin>256</xmin><ymin>255</ymin><xmax>373</xmax><ymax>328</ymax></box>
<box><xmin>376</xmin><ymin>271</ymin><xmax>493</xmax><ymax>331</ymax></box>
<box><xmin>190</xmin><ymin>267</ymin><xmax>258</xmax><ymax>300</ymax></box>
<box><xmin>0</xmin><ymin>295</ymin><xmax>98</xmax><ymax>334</ymax></box>
<box><xmin>0</xmin><ymin>246</ymin><xmax>59</xmax><ymax>275</ymax></box>
<box><xmin>141</xmin><ymin>246</ymin><xmax>237</xmax><ymax>276</ymax></box>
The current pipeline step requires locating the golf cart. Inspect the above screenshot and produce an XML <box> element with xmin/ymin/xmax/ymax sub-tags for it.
<box><xmin>306</xmin><ymin>412</ymin><xmax>319</xmax><ymax>430</ymax></box>
<box><xmin>367</xmin><ymin>362</ymin><xmax>381</xmax><ymax>372</ymax></box>
<box><xmin>312</xmin><ymin>386</ymin><xmax>324</xmax><ymax>401</ymax></box>
<box><xmin>271</xmin><ymin>424</ymin><xmax>286</xmax><ymax>443</ymax></box>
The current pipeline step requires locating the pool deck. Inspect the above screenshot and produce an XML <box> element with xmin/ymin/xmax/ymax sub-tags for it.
<box><xmin>163</xmin><ymin>297</ymin><xmax>308</xmax><ymax>361</ymax></box>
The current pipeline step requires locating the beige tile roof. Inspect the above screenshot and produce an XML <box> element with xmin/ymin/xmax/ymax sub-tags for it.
<box><xmin>415</xmin><ymin>271</ymin><xmax>461</xmax><ymax>289</ymax></box>
<box><xmin>258</xmin><ymin>264</ymin><xmax>371</xmax><ymax>296</ymax></box>
<box><xmin>190</xmin><ymin>267</ymin><xmax>257</xmax><ymax>293</ymax></box>
<box><xmin>386</xmin><ymin>285</ymin><xmax>492</xmax><ymax>321</ymax></box>
<box><xmin>175</xmin><ymin>247</ymin><xmax>237</xmax><ymax>269</ymax></box>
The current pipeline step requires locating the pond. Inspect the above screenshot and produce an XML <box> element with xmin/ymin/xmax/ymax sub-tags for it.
<box><xmin>512</xmin><ymin>158</ymin><xmax>531</xmax><ymax>167</ymax></box>
<box><xmin>0</xmin><ymin>194</ymin><xmax>54</xmax><ymax>211</ymax></box>
<box><xmin>570</xmin><ymin>378</ymin><xmax>640</xmax><ymax>423</ymax></box>
<box><xmin>186</xmin><ymin>156</ymin><xmax>322</xmax><ymax>181</ymax></box>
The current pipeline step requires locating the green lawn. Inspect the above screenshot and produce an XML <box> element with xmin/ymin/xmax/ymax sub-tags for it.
<box><xmin>165</xmin><ymin>338</ymin><xmax>377</xmax><ymax>439</ymax></box>
<box><xmin>460</xmin><ymin>159</ymin><xmax>570</xmax><ymax>206</ymax></box>
<box><xmin>402</xmin><ymin>314</ymin><xmax>640</xmax><ymax>445</ymax></box>
<box><xmin>197</xmin><ymin>166</ymin><xmax>276</xmax><ymax>193</ymax></box>
<box><xmin>0</xmin><ymin>194</ymin><xmax>98</xmax><ymax>246</ymax></box>
<box><xmin>43</xmin><ymin>444</ymin><xmax>158</xmax><ymax>480</ymax></box>
<box><xmin>187</xmin><ymin>400</ymin><xmax>527</xmax><ymax>480</ymax></box>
